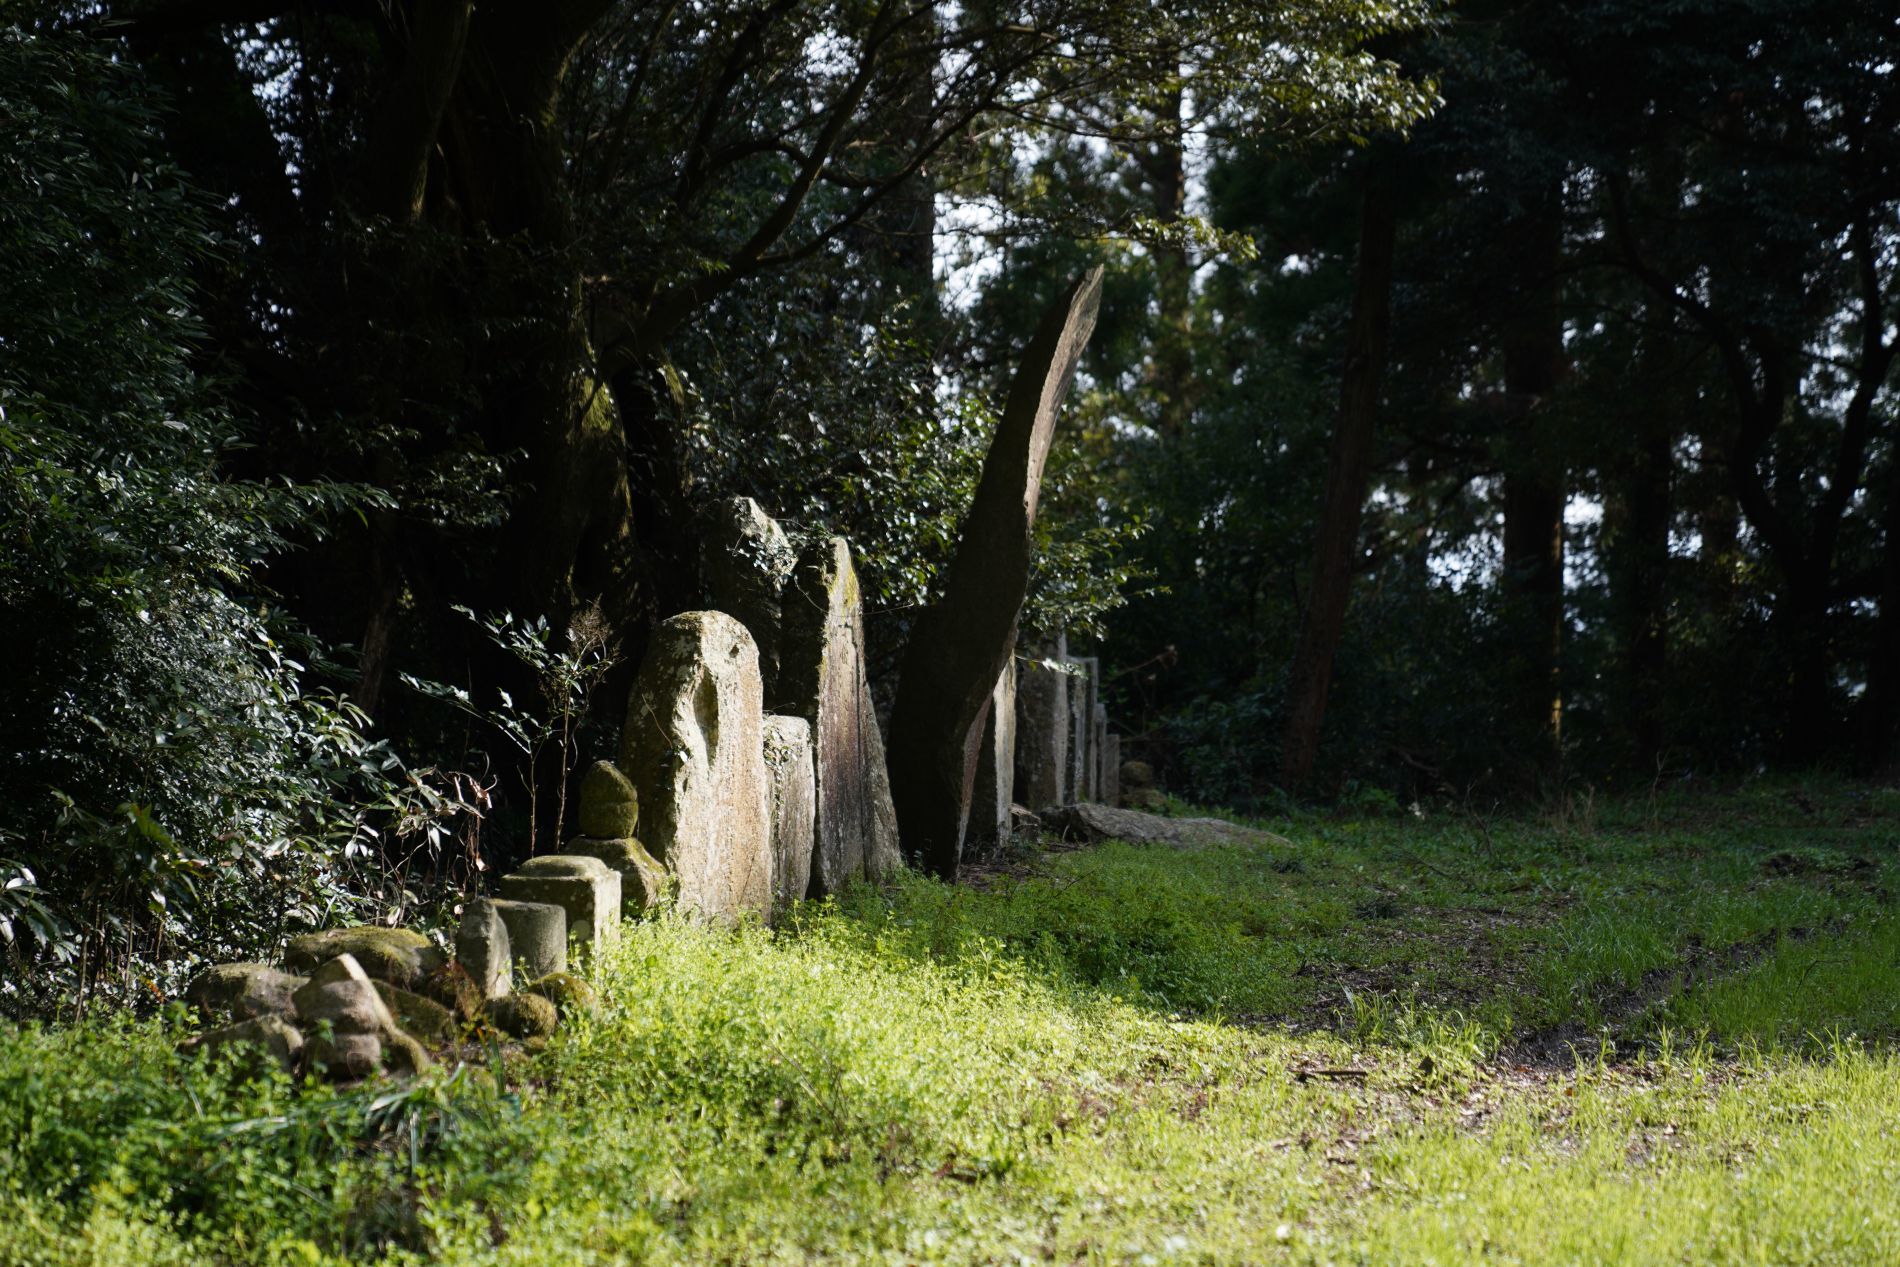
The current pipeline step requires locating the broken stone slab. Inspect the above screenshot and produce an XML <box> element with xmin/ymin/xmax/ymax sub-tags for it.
<box><xmin>1039</xmin><ymin>803</ymin><xmax>1293</xmax><ymax>851</ymax></box>
<box><xmin>1012</xmin><ymin>635</ymin><xmax>1069</xmax><ymax>810</ymax></box>
<box><xmin>763</xmin><ymin>714</ymin><xmax>817</xmax><ymax>911</ymax></box>
<box><xmin>456</xmin><ymin>897</ymin><xmax>512</xmax><ymax>1000</ymax></box>
<box><xmin>780</xmin><ymin>536</ymin><xmax>902</xmax><ymax>894</ymax></box>
<box><xmin>886</xmin><ymin>267</ymin><xmax>1105</xmax><ymax>878</ymax></box>
<box><xmin>564</xmin><ymin>836</ymin><xmax>671</xmax><ymax>916</ymax></box>
<box><xmin>618</xmin><ymin>610</ymin><xmax>773</xmax><ymax>922</ymax></box>
<box><xmin>292</xmin><ymin>953</ymin><xmax>431</xmax><ymax>1079</ymax></box>
<box><xmin>964</xmin><ymin>657</ymin><xmax>1017</xmax><ymax>855</ymax></box>
<box><xmin>1103</xmin><ymin>734</ymin><xmax>1122</xmax><ymax>807</ymax></box>
<box><xmin>283</xmin><ymin>927</ymin><xmax>446</xmax><ymax>990</ymax></box>
<box><xmin>577</xmin><ymin>759</ymin><xmax>639</xmax><ymax>840</ymax></box>
<box><xmin>499</xmin><ymin>855</ymin><xmax>621</xmax><ymax>953</ymax></box>
<box><xmin>180</xmin><ymin>1014</ymin><xmax>304</xmax><ymax>1074</ymax></box>
<box><xmin>699</xmin><ymin>496</ymin><xmax>798</xmax><ymax>701</ymax></box>
<box><xmin>490</xmin><ymin>898</ymin><xmax>567</xmax><ymax>979</ymax></box>
<box><xmin>183</xmin><ymin>962</ymin><xmax>306</xmax><ymax>1024</ymax></box>
<box><xmin>1009</xmin><ymin>803</ymin><xmax>1043</xmax><ymax>836</ymax></box>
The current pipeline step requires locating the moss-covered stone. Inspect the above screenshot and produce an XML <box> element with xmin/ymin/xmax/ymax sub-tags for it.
<box><xmin>418</xmin><ymin>960</ymin><xmax>486</xmax><ymax>1020</ymax></box>
<box><xmin>525</xmin><ymin>971</ymin><xmax>596</xmax><ymax>1018</ymax></box>
<box><xmin>578</xmin><ymin>760</ymin><xmax>639</xmax><ymax>839</ymax></box>
<box><xmin>284</xmin><ymin>926</ymin><xmax>445</xmax><ymax>989</ymax></box>
<box><xmin>488</xmin><ymin>992</ymin><xmax>560</xmax><ymax>1039</ymax></box>
<box><xmin>373</xmin><ymin>981</ymin><xmax>458</xmax><ymax>1046</ymax></box>
<box><xmin>180</xmin><ymin>1014</ymin><xmax>304</xmax><ymax>1074</ymax></box>
<box><xmin>564</xmin><ymin>835</ymin><xmax>671</xmax><ymax>917</ymax></box>
<box><xmin>182</xmin><ymin>962</ymin><xmax>306</xmax><ymax>1023</ymax></box>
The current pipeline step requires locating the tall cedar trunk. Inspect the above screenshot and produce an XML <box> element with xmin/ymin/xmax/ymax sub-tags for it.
<box><xmin>1498</xmin><ymin>193</ymin><xmax>1567</xmax><ymax>776</ymax></box>
<box><xmin>1621</xmin><ymin>423</ymin><xmax>1671</xmax><ymax>768</ymax></box>
<box><xmin>1277</xmin><ymin>155</ymin><xmax>1397</xmax><ymax>792</ymax></box>
<box><xmin>1148</xmin><ymin>80</ymin><xmax>1192</xmax><ymax>441</ymax></box>
<box><xmin>1603</xmin><ymin>317</ymin><xmax>1673</xmax><ymax>770</ymax></box>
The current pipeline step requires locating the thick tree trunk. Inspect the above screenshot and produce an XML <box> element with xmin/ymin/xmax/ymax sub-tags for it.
<box><xmin>1277</xmin><ymin>155</ymin><xmax>1397</xmax><ymax>793</ymax></box>
<box><xmin>1603</xmin><ymin>332</ymin><xmax>1673</xmax><ymax>771</ymax></box>
<box><xmin>1498</xmin><ymin>194</ymin><xmax>1567</xmax><ymax>777</ymax></box>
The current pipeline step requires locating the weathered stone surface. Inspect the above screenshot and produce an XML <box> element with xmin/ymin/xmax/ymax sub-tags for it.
<box><xmin>292</xmin><ymin>953</ymin><xmax>432</xmax><ymax>1078</ymax></box>
<box><xmin>1091</xmin><ymin>703</ymin><xmax>1108</xmax><ymax>805</ymax></box>
<box><xmin>763</xmin><ymin>714</ymin><xmax>817</xmax><ymax>910</ymax></box>
<box><xmin>525</xmin><ymin>971</ymin><xmax>595</xmax><ymax>1018</ymax></box>
<box><xmin>564</xmin><ymin>836</ymin><xmax>670</xmax><ymax>916</ymax></box>
<box><xmin>699</xmin><ymin>496</ymin><xmax>797</xmax><ymax>700</ymax></box>
<box><xmin>181</xmin><ymin>1015</ymin><xmax>304</xmax><ymax>1073</ymax></box>
<box><xmin>373</xmin><ymin>981</ymin><xmax>457</xmax><ymax>1046</ymax></box>
<box><xmin>284</xmin><ymin>926</ymin><xmax>445</xmax><ymax>990</ymax></box>
<box><xmin>887</xmin><ymin>268</ymin><xmax>1104</xmax><ymax>878</ymax></box>
<box><xmin>964</xmin><ymin>657</ymin><xmax>1017</xmax><ymax>855</ymax></box>
<box><xmin>781</xmin><ymin>538</ymin><xmax>902</xmax><ymax>894</ymax></box>
<box><xmin>1040</xmin><ymin>803</ymin><xmax>1293</xmax><ymax>850</ymax></box>
<box><xmin>1012</xmin><ymin>635</ymin><xmax>1069</xmax><ymax>810</ymax></box>
<box><xmin>1065</xmin><ymin>659</ymin><xmax>1091</xmax><ymax>805</ymax></box>
<box><xmin>1103</xmin><ymin>734</ymin><xmax>1122</xmax><ymax>808</ymax></box>
<box><xmin>489</xmin><ymin>992</ymin><xmax>559</xmax><ymax>1039</ymax></box>
<box><xmin>1009</xmin><ymin>803</ymin><xmax>1043</xmax><ymax>835</ymax></box>
<box><xmin>293</xmin><ymin>953</ymin><xmax>402</xmax><ymax>1035</ymax></box>
<box><xmin>619</xmin><ymin>610</ymin><xmax>773</xmax><ymax>921</ymax></box>
<box><xmin>1120</xmin><ymin>759</ymin><xmax>1155</xmax><ymax>790</ymax></box>
<box><xmin>456</xmin><ymin>897</ymin><xmax>512</xmax><ymax>1000</ymax></box>
<box><xmin>183</xmin><ymin>962</ymin><xmax>306</xmax><ymax>1023</ymax></box>
<box><xmin>499</xmin><ymin>855</ymin><xmax>621</xmax><ymax>952</ymax></box>
<box><xmin>490</xmin><ymin>898</ymin><xmax>567</xmax><ymax>979</ymax></box>
<box><xmin>577</xmin><ymin>759</ymin><xmax>639</xmax><ymax>840</ymax></box>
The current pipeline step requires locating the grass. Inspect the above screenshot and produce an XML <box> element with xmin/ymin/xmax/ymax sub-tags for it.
<box><xmin>3</xmin><ymin>776</ymin><xmax>1899</xmax><ymax>1264</ymax></box>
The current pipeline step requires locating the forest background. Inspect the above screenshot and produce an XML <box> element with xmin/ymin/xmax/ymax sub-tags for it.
<box><xmin>2</xmin><ymin>0</ymin><xmax>1896</xmax><ymax>1009</ymax></box>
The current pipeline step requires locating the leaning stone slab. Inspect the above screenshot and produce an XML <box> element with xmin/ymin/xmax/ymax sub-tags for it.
<box><xmin>780</xmin><ymin>537</ymin><xmax>901</xmax><ymax>894</ymax></box>
<box><xmin>965</xmin><ymin>657</ymin><xmax>1017</xmax><ymax>855</ymax></box>
<box><xmin>1103</xmin><ymin>734</ymin><xmax>1122</xmax><ymax>808</ymax></box>
<box><xmin>577</xmin><ymin>759</ymin><xmax>639</xmax><ymax>840</ymax></box>
<box><xmin>1012</xmin><ymin>635</ymin><xmax>1069</xmax><ymax>810</ymax></box>
<box><xmin>564</xmin><ymin>836</ymin><xmax>671</xmax><ymax>916</ymax></box>
<box><xmin>763</xmin><ymin>714</ymin><xmax>817</xmax><ymax>910</ymax></box>
<box><xmin>183</xmin><ymin>962</ymin><xmax>306</xmax><ymax>1023</ymax></box>
<box><xmin>699</xmin><ymin>497</ymin><xmax>799</xmax><ymax>702</ymax></box>
<box><xmin>1039</xmin><ymin>803</ymin><xmax>1293</xmax><ymax>851</ymax></box>
<box><xmin>887</xmin><ymin>268</ymin><xmax>1104</xmax><ymax>878</ymax></box>
<box><xmin>284</xmin><ymin>927</ymin><xmax>445</xmax><ymax>990</ymax></box>
<box><xmin>490</xmin><ymin>898</ymin><xmax>567</xmax><ymax>979</ymax></box>
<box><xmin>619</xmin><ymin>610</ymin><xmax>773</xmax><ymax>921</ymax></box>
<box><xmin>181</xmin><ymin>1015</ymin><xmax>304</xmax><ymax>1074</ymax></box>
<box><xmin>456</xmin><ymin>897</ymin><xmax>512</xmax><ymax>1000</ymax></box>
<box><xmin>499</xmin><ymin>855</ymin><xmax>621</xmax><ymax>953</ymax></box>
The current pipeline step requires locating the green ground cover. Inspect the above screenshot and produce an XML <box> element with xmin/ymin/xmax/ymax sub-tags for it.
<box><xmin>4</xmin><ymin>779</ymin><xmax>1898</xmax><ymax>1265</ymax></box>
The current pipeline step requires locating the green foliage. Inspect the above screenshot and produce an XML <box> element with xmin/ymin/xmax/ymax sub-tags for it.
<box><xmin>0</xmin><ymin>28</ymin><xmax>465</xmax><ymax>1009</ymax></box>
<box><xmin>3</xmin><ymin>783</ymin><xmax>1900</xmax><ymax>1263</ymax></box>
